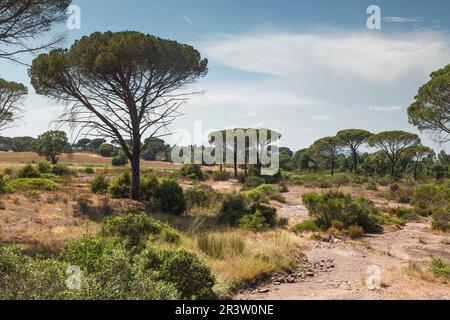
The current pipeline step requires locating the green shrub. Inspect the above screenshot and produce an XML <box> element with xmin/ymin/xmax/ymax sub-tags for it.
<box><xmin>154</xmin><ymin>180</ymin><xmax>186</xmax><ymax>215</ymax></box>
<box><xmin>212</xmin><ymin>170</ymin><xmax>231</xmax><ymax>181</ymax></box>
<box><xmin>6</xmin><ymin>178</ymin><xmax>57</xmax><ymax>192</ymax></box>
<box><xmin>17</xmin><ymin>165</ymin><xmax>40</xmax><ymax>178</ymax></box>
<box><xmin>185</xmin><ymin>184</ymin><xmax>214</xmax><ymax>208</ymax></box>
<box><xmin>292</xmin><ymin>220</ymin><xmax>319</xmax><ymax>233</ymax></box>
<box><xmin>429</xmin><ymin>257</ymin><xmax>450</xmax><ymax>279</ymax></box>
<box><xmin>51</xmin><ymin>164</ymin><xmax>70</xmax><ymax>176</ymax></box>
<box><xmin>239</xmin><ymin>210</ymin><xmax>269</xmax><ymax>232</ymax></box>
<box><xmin>366</xmin><ymin>180</ymin><xmax>378</xmax><ymax>191</ymax></box>
<box><xmin>137</xmin><ymin>247</ymin><xmax>215</xmax><ymax>299</ymax></box>
<box><xmin>181</xmin><ymin>164</ymin><xmax>204</xmax><ymax>180</ymax></box>
<box><xmin>248</xmin><ymin>204</ymin><xmax>277</xmax><ymax>227</ymax></box>
<box><xmin>140</xmin><ymin>175</ymin><xmax>159</xmax><ymax>202</ymax></box>
<box><xmin>217</xmin><ymin>193</ymin><xmax>247</xmax><ymax>226</ymax></box>
<box><xmin>108</xmin><ymin>171</ymin><xmax>131</xmax><ymax>199</ymax></box>
<box><xmin>375</xmin><ymin>212</ymin><xmax>406</xmax><ymax>226</ymax></box>
<box><xmin>90</xmin><ymin>175</ymin><xmax>109</xmax><ymax>193</ymax></box>
<box><xmin>331</xmin><ymin>219</ymin><xmax>344</xmax><ymax>230</ymax></box>
<box><xmin>83</xmin><ymin>167</ymin><xmax>95</xmax><ymax>174</ymax></box>
<box><xmin>245</xmin><ymin>184</ymin><xmax>283</xmax><ymax>203</ymax></box>
<box><xmin>62</xmin><ymin>236</ymin><xmax>122</xmax><ymax>273</ymax></box>
<box><xmin>347</xmin><ymin>225</ymin><xmax>364</xmax><ymax>239</ymax></box>
<box><xmin>0</xmin><ymin>244</ymin><xmax>68</xmax><ymax>300</ymax></box>
<box><xmin>37</xmin><ymin>161</ymin><xmax>52</xmax><ymax>173</ymax></box>
<box><xmin>412</xmin><ymin>184</ymin><xmax>450</xmax><ymax>215</ymax></box>
<box><xmin>102</xmin><ymin>213</ymin><xmax>180</xmax><ymax>247</ymax></box>
<box><xmin>302</xmin><ymin>191</ymin><xmax>380</xmax><ymax>232</ymax></box>
<box><xmin>112</xmin><ymin>152</ymin><xmax>127</xmax><ymax>167</ymax></box>
<box><xmin>431</xmin><ymin>208</ymin><xmax>450</xmax><ymax>232</ymax></box>
<box><xmin>0</xmin><ymin>174</ymin><xmax>5</xmax><ymax>194</ymax></box>
<box><xmin>330</xmin><ymin>173</ymin><xmax>350</xmax><ymax>188</ymax></box>
<box><xmin>243</xmin><ymin>176</ymin><xmax>265</xmax><ymax>189</ymax></box>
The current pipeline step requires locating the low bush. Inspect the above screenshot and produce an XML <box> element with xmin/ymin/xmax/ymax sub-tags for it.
<box><xmin>51</xmin><ymin>165</ymin><xmax>70</xmax><ymax>176</ymax></box>
<box><xmin>366</xmin><ymin>179</ymin><xmax>378</xmax><ymax>191</ymax></box>
<box><xmin>181</xmin><ymin>164</ymin><xmax>204</xmax><ymax>181</ymax></box>
<box><xmin>375</xmin><ymin>212</ymin><xmax>406</xmax><ymax>227</ymax></box>
<box><xmin>292</xmin><ymin>220</ymin><xmax>319</xmax><ymax>233</ymax></box>
<box><xmin>108</xmin><ymin>171</ymin><xmax>131</xmax><ymax>199</ymax></box>
<box><xmin>429</xmin><ymin>257</ymin><xmax>450</xmax><ymax>279</ymax></box>
<box><xmin>137</xmin><ymin>246</ymin><xmax>215</xmax><ymax>299</ymax></box>
<box><xmin>6</xmin><ymin>178</ymin><xmax>57</xmax><ymax>192</ymax></box>
<box><xmin>302</xmin><ymin>191</ymin><xmax>380</xmax><ymax>232</ymax></box>
<box><xmin>239</xmin><ymin>210</ymin><xmax>269</xmax><ymax>232</ymax></box>
<box><xmin>140</xmin><ymin>175</ymin><xmax>159</xmax><ymax>202</ymax></box>
<box><xmin>217</xmin><ymin>193</ymin><xmax>247</xmax><ymax>226</ymax></box>
<box><xmin>154</xmin><ymin>180</ymin><xmax>186</xmax><ymax>215</ymax></box>
<box><xmin>248</xmin><ymin>204</ymin><xmax>277</xmax><ymax>227</ymax></box>
<box><xmin>90</xmin><ymin>175</ymin><xmax>109</xmax><ymax>193</ymax></box>
<box><xmin>0</xmin><ymin>174</ymin><xmax>6</xmax><ymax>194</ymax></box>
<box><xmin>112</xmin><ymin>152</ymin><xmax>127</xmax><ymax>167</ymax></box>
<box><xmin>243</xmin><ymin>176</ymin><xmax>265</xmax><ymax>189</ymax></box>
<box><xmin>411</xmin><ymin>184</ymin><xmax>450</xmax><ymax>215</ymax></box>
<box><xmin>431</xmin><ymin>208</ymin><xmax>450</xmax><ymax>232</ymax></box>
<box><xmin>82</xmin><ymin>167</ymin><xmax>95</xmax><ymax>175</ymax></box>
<box><xmin>185</xmin><ymin>184</ymin><xmax>215</xmax><ymax>208</ymax></box>
<box><xmin>17</xmin><ymin>165</ymin><xmax>41</xmax><ymax>179</ymax></box>
<box><xmin>102</xmin><ymin>213</ymin><xmax>180</xmax><ymax>247</ymax></box>
<box><xmin>0</xmin><ymin>244</ymin><xmax>68</xmax><ymax>300</ymax></box>
<box><xmin>37</xmin><ymin>161</ymin><xmax>52</xmax><ymax>173</ymax></box>
<box><xmin>245</xmin><ymin>184</ymin><xmax>283</xmax><ymax>203</ymax></box>
<box><xmin>212</xmin><ymin>170</ymin><xmax>231</xmax><ymax>181</ymax></box>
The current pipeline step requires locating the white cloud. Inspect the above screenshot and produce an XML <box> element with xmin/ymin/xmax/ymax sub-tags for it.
<box><xmin>383</xmin><ymin>17</ymin><xmax>421</xmax><ymax>23</ymax></box>
<box><xmin>369</xmin><ymin>106</ymin><xmax>402</xmax><ymax>112</ymax></box>
<box><xmin>201</xmin><ymin>30</ymin><xmax>450</xmax><ymax>82</ymax></box>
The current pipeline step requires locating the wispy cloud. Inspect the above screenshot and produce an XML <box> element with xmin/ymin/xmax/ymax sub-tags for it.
<box><xmin>369</xmin><ymin>106</ymin><xmax>402</xmax><ymax>112</ymax></box>
<box><xmin>183</xmin><ymin>14</ymin><xmax>192</xmax><ymax>24</ymax></box>
<box><xmin>383</xmin><ymin>16</ymin><xmax>421</xmax><ymax>23</ymax></box>
<box><xmin>201</xmin><ymin>30</ymin><xmax>450</xmax><ymax>82</ymax></box>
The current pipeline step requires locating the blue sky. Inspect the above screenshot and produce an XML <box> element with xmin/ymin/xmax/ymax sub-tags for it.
<box><xmin>1</xmin><ymin>0</ymin><xmax>450</xmax><ymax>151</ymax></box>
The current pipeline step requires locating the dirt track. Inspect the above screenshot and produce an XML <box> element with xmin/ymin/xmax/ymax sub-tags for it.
<box><xmin>236</xmin><ymin>186</ymin><xmax>450</xmax><ymax>300</ymax></box>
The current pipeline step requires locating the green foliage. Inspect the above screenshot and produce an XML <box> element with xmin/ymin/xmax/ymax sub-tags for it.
<box><xmin>248</xmin><ymin>204</ymin><xmax>277</xmax><ymax>227</ymax></box>
<box><xmin>33</xmin><ymin>131</ymin><xmax>68</xmax><ymax>164</ymax></box>
<box><xmin>411</xmin><ymin>184</ymin><xmax>450</xmax><ymax>215</ymax></box>
<box><xmin>98</xmin><ymin>144</ymin><xmax>117</xmax><ymax>157</ymax></box>
<box><xmin>112</xmin><ymin>152</ymin><xmax>128</xmax><ymax>167</ymax></box>
<box><xmin>37</xmin><ymin>161</ymin><xmax>52</xmax><ymax>173</ymax></box>
<box><xmin>245</xmin><ymin>184</ymin><xmax>283</xmax><ymax>203</ymax></box>
<box><xmin>431</xmin><ymin>208</ymin><xmax>450</xmax><ymax>232</ymax></box>
<box><xmin>181</xmin><ymin>164</ymin><xmax>204</xmax><ymax>180</ymax></box>
<box><xmin>408</xmin><ymin>64</ymin><xmax>450</xmax><ymax>143</ymax></box>
<box><xmin>243</xmin><ymin>176</ymin><xmax>265</xmax><ymax>189</ymax></box>
<box><xmin>108</xmin><ymin>171</ymin><xmax>131</xmax><ymax>199</ymax></box>
<box><xmin>51</xmin><ymin>164</ymin><xmax>70</xmax><ymax>176</ymax></box>
<box><xmin>102</xmin><ymin>213</ymin><xmax>180</xmax><ymax>247</ymax></box>
<box><xmin>292</xmin><ymin>220</ymin><xmax>320</xmax><ymax>233</ymax></box>
<box><xmin>17</xmin><ymin>164</ymin><xmax>41</xmax><ymax>178</ymax></box>
<box><xmin>0</xmin><ymin>174</ymin><xmax>5</xmax><ymax>194</ymax></box>
<box><xmin>6</xmin><ymin>178</ymin><xmax>57</xmax><ymax>192</ymax></box>
<box><xmin>137</xmin><ymin>247</ymin><xmax>215</xmax><ymax>299</ymax></box>
<box><xmin>239</xmin><ymin>210</ymin><xmax>269</xmax><ymax>232</ymax></box>
<box><xmin>154</xmin><ymin>179</ymin><xmax>186</xmax><ymax>215</ymax></box>
<box><xmin>429</xmin><ymin>257</ymin><xmax>450</xmax><ymax>279</ymax></box>
<box><xmin>0</xmin><ymin>244</ymin><xmax>68</xmax><ymax>300</ymax></box>
<box><xmin>185</xmin><ymin>184</ymin><xmax>215</xmax><ymax>208</ymax></box>
<box><xmin>140</xmin><ymin>175</ymin><xmax>159</xmax><ymax>202</ymax></box>
<box><xmin>302</xmin><ymin>191</ymin><xmax>380</xmax><ymax>232</ymax></box>
<box><xmin>212</xmin><ymin>170</ymin><xmax>231</xmax><ymax>181</ymax></box>
<box><xmin>82</xmin><ymin>167</ymin><xmax>95</xmax><ymax>174</ymax></box>
<box><xmin>374</xmin><ymin>212</ymin><xmax>406</xmax><ymax>227</ymax></box>
<box><xmin>90</xmin><ymin>175</ymin><xmax>109</xmax><ymax>193</ymax></box>
<box><xmin>142</xmin><ymin>137</ymin><xmax>171</xmax><ymax>161</ymax></box>
<box><xmin>217</xmin><ymin>193</ymin><xmax>247</xmax><ymax>226</ymax></box>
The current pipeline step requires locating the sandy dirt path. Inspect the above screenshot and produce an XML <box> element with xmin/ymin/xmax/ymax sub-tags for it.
<box><xmin>236</xmin><ymin>186</ymin><xmax>450</xmax><ymax>300</ymax></box>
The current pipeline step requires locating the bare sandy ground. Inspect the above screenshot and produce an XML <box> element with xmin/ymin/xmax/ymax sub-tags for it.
<box><xmin>236</xmin><ymin>185</ymin><xmax>450</xmax><ymax>300</ymax></box>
